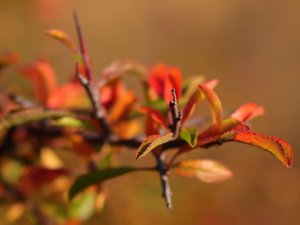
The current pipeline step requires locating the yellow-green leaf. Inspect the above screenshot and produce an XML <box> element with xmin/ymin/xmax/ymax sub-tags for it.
<box><xmin>180</xmin><ymin>128</ymin><xmax>197</xmax><ymax>148</ymax></box>
<box><xmin>44</xmin><ymin>29</ymin><xmax>77</xmax><ymax>54</ymax></box>
<box><xmin>135</xmin><ymin>132</ymin><xmax>173</xmax><ymax>159</ymax></box>
<box><xmin>0</xmin><ymin>108</ymin><xmax>72</xmax><ymax>131</ymax></box>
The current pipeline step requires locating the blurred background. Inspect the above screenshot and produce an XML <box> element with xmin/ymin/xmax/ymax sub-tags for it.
<box><xmin>0</xmin><ymin>0</ymin><xmax>299</xmax><ymax>224</ymax></box>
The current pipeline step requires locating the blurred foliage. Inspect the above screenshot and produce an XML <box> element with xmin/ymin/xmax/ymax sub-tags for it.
<box><xmin>0</xmin><ymin>1</ymin><xmax>299</xmax><ymax>225</ymax></box>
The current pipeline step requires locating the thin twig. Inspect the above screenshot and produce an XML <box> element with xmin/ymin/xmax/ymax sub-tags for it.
<box><xmin>73</xmin><ymin>9</ymin><xmax>93</xmax><ymax>81</ymax></box>
<box><xmin>169</xmin><ymin>89</ymin><xmax>182</xmax><ymax>139</ymax></box>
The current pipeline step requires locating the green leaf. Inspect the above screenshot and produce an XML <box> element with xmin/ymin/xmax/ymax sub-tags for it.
<box><xmin>175</xmin><ymin>159</ymin><xmax>233</xmax><ymax>183</ymax></box>
<box><xmin>69</xmin><ymin>167</ymin><xmax>138</xmax><ymax>200</ymax></box>
<box><xmin>0</xmin><ymin>108</ymin><xmax>72</xmax><ymax>131</ymax></box>
<box><xmin>135</xmin><ymin>132</ymin><xmax>173</xmax><ymax>159</ymax></box>
<box><xmin>180</xmin><ymin>128</ymin><xmax>197</xmax><ymax>148</ymax></box>
<box><xmin>69</xmin><ymin>190</ymin><xmax>96</xmax><ymax>221</ymax></box>
<box><xmin>50</xmin><ymin>116</ymin><xmax>84</xmax><ymax>128</ymax></box>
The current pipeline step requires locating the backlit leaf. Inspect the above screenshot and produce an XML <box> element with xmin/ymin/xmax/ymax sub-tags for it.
<box><xmin>69</xmin><ymin>167</ymin><xmax>138</xmax><ymax>199</ymax></box>
<box><xmin>175</xmin><ymin>159</ymin><xmax>233</xmax><ymax>183</ymax></box>
<box><xmin>233</xmin><ymin>131</ymin><xmax>293</xmax><ymax>168</ymax></box>
<box><xmin>44</xmin><ymin>29</ymin><xmax>77</xmax><ymax>53</ymax></box>
<box><xmin>135</xmin><ymin>132</ymin><xmax>173</xmax><ymax>159</ymax></box>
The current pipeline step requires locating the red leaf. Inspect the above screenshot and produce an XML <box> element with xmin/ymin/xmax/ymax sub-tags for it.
<box><xmin>231</xmin><ymin>103</ymin><xmax>265</xmax><ymax>122</ymax></box>
<box><xmin>148</xmin><ymin>64</ymin><xmax>182</xmax><ymax>104</ymax></box>
<box><xmin>138</xmin><ymin>106</ymin><xmax>168</xmax><ymax>128</ymax></box>
<box><xmin>99</xmin><ymin>79</ymin><xmax>124</xmax><ymax>110</ymax></box>
<box><xmin>145</xmin><ymin>114</ymin><xmax>159</xmax><ymax>136</ymax></box>
<box><xmin>233</xmin><ymin>131</ymin><xmax>293</xmax><ymax>168</ymax></box>
<box><xmin>19</xmin><ymin>166</ymin><xmax>69</xmax><ymax>193</ymax></box>
<box><xmin>21</xmin><ymin>60</ymin><xmax>57</xmax><ymax>103</ymax></box>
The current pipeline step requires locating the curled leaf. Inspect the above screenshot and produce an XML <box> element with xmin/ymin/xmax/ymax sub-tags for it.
<box><xmin>233</xmin><ymin>131</ymin><xmax>293</xmax><ymax>168</ymax></box>
<box><xmin>69</xmin><ymin>167</ymin><xmax>138</xmax><ymax>200</ymax></box>
<box><xmin>175</xmin><ymin>159</ymin><xmax>233</xmax><ymax>183</ymax></box>
<box><xmin>182</xmin><ymin>79</ymin><xmax>219</xmax><ymax>124</ymax></box>
<box><xmin>44</xmin><ymin>29</ymin><xmax>77</xmax><ymax>53</ymax></box>
<box><xmin>198</xmin><ymin>84</ymin><xmax>223</xmax><ymax>131</ymax></box>
<box><xmin>136</xmin><ymin>132</ymin><xmax>173</xmax><ymax>159</ymax></box>
<box><xmin>21</xmin><ymin>60</ymin><xmax>57</xmax><ymax>103</ymax></box>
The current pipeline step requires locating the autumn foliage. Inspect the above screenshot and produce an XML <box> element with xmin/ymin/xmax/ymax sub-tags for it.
<box><xmin>0</xmin><ymin>10</ymin><xmax>293</xmax><ymax>225</ymax></box>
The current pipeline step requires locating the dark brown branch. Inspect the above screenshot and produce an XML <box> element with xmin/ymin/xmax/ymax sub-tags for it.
<box><xmin>75</xmin><ymin>64</ymin><xmax>111</xmax><ymax>136</ymax></box>
<box><xmin>73</xmin><ymin>9</ymin><xmax>93</xmax><ymax>81</ymax></box>
<box><xmin>169</xmin><ymin>89</ymin><xmax>182</xmax><ymax>139</ymax></box>
<box><xmin>155</xmin><ymin>153</ymin><xmax>173</xmax><ymax>210</ymax></box>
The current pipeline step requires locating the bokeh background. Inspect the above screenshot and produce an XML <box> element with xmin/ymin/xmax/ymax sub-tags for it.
<box><xmin>1</xmin><ymin>0</ymin><xmax>300</xmax><ymax>224</ymax></box>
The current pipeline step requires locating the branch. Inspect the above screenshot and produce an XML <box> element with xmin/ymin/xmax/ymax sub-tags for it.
<box><xmin>169</xmin><ymin>89</ymin><xmax>182</xmax><ymax>139</ymax></box>
<box><xmin>75</xmin><ymin>64</ymin><xmax>111</xmax><ymax>136</ymax></box>
<box><xmin>155</xmin><ymin>153</ymin><xmax>173</xmax><ymax>210</ymax></box>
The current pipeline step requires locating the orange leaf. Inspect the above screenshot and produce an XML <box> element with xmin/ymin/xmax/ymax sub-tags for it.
<box><xmin>138</xmin><ymin>106</ymin><xmax>168</xmax><ymax>128</ymax></box>
<box><xmin>109</xmin><ymin>91</ymin><xmax>136</xmax><ymax>123</ymax></box>
<box><xmin>175</xmin><ymin>159</ymin><xmax>233</xmax><ymax>183</ymax></box>
<box><xmin>233</xmin><ymin>131</ymin><xmax>293</xmax><ymax>168</ymax></box>
<box><xmin>113</xmin><ymin>120</ymin><xmax>140</xmax><ymax>139</ymax></box>
<box><xmin>0</xmin><ymin>52</ymin><xmax>19</xmax><ymax>71</ymax></box>
<box><xmin>182</xmin><ymin>79</ymin><xmax>219</xmax><ymax>124</ymax></box>
<box><xmin>46</xmin><ymin>82</ymin><xmax>90</xmax><ymax>109</ymax></box>
<box><xmin>231</xmin><ymin>103</ymin><xmax>265</xmax><ymax>122</ymax></box>
<box><xmin>136</xmin><ymin>132</ymin><xmax>173</xmax><ymax>159</ymax></box>
<box><xmin>197</xmin><ymin>83</ymin><xmax>223</xmax><ymax>138</ymax></box>
<box><xmin>44</xmin><ymin>29</ymin><xmax>77</xmax><ymax>53</ymax></box>
<box><xmin>21</xmin><ymin>60</ymin><xmax>57</xmax><ymax>103</ymax></box>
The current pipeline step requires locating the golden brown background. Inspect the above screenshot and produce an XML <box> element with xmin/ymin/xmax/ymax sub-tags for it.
<box><xmin>0</xmin><ymin>0</ymin><xmax>299</xmax><ymax>224</ymax></box>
